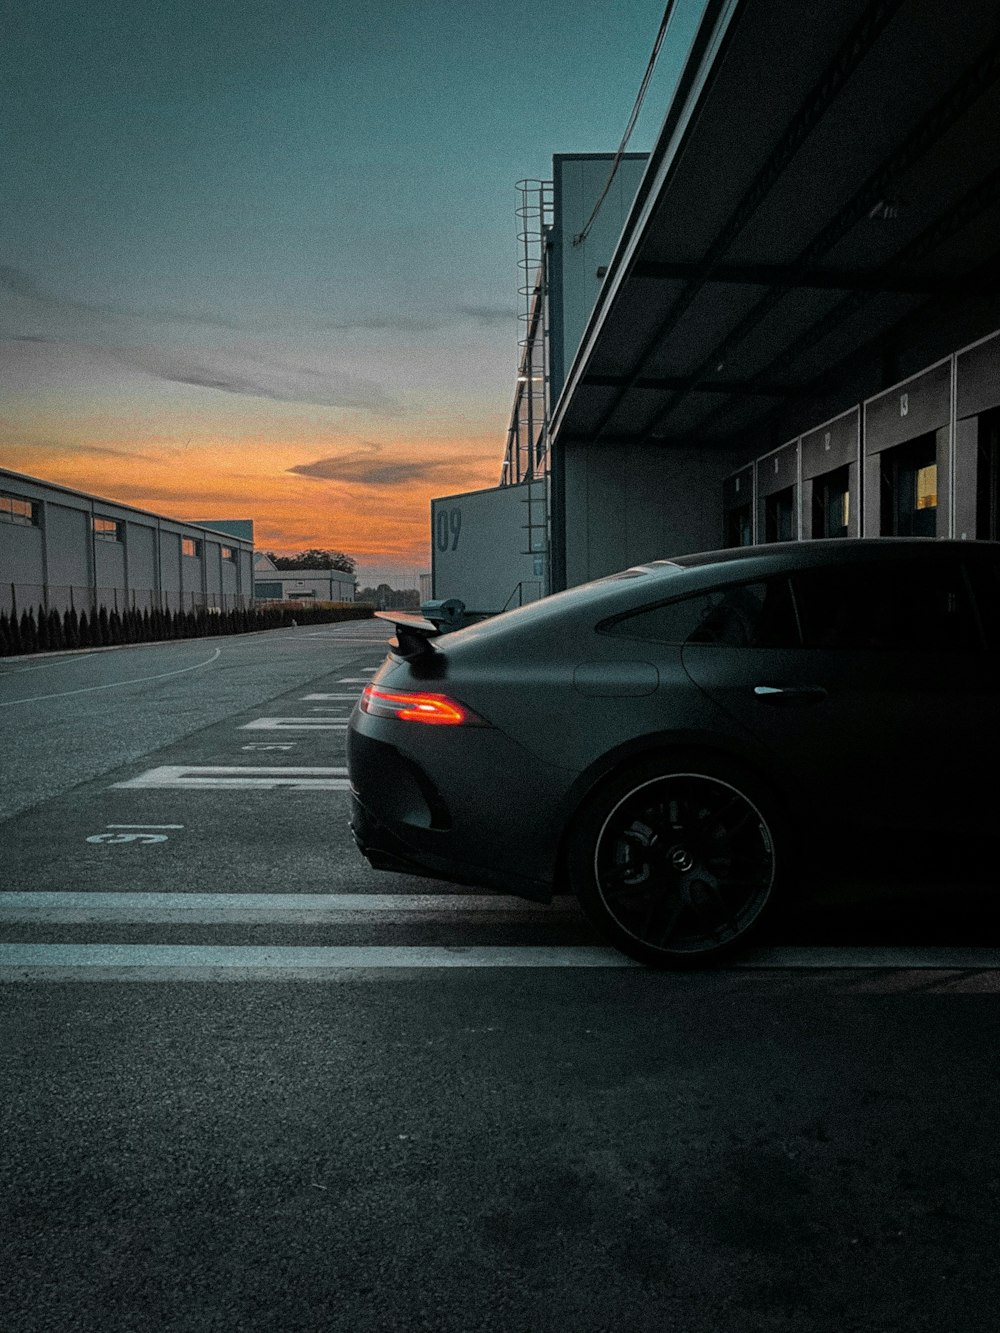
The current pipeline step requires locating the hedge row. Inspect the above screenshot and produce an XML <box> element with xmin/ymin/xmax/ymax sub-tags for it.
<box><xmin>0</xmin><ymin>602</ymin><xmax>374</xmax><ymax>657</ymax></box>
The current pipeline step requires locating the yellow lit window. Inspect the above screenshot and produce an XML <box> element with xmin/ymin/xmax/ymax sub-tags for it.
<box><xmin>916</xmin><ymin>464</ymin><xmax>937</xmax><ymax>510</ymax></box>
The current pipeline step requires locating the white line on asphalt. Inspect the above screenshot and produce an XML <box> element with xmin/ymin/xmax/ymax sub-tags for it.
<box><xmin>0</xmin><ymin>893</ymin><xmax>578</xmax><ymax>922</ymax></box>
<box><xmin>337</xmin><ymin>677</ymin><xmax>371</xmax><ymax>683</ymax></box>
<box><xmin>0</xmin><ymin>944</ymin><xmax>635</xmax><ymax>971</ymax></box>
<box><xmin>0</xmin><ymin>650</ymin><xmax>101</xmax><ymax>675</ymax></box>
<box><xmin>240</xmin><ymin>717</ymin><xmax>349</xmax><ymax>730</ymax></box>
<box><xmin>0</xmin><ymin>647</ymin><xmax>222</xmax><ymax>707</ymax></box>
<box><xmin>112</xmin><ymin>765</ymin><xmax>350</xmax><ymax>790</ymax></box>
<box><xmin>106</xmin><ymin>824</ymin><xmax>185</xmax><ymax>829</ymax></box>
<box><xmin>4</xmin><ymin>943</ymin><xmax>1000</xmax><ymax>976</ymax></box>
<box><xmin>300</xmin><ymin>693</ymin><xmax>361</xmax><ymax>700</ymax></box>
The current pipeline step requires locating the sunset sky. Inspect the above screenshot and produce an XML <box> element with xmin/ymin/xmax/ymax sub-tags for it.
<box><xmin>1</xmin><ymin>0</ymin><xmax>699</xmax><ymax>585</ymax></box>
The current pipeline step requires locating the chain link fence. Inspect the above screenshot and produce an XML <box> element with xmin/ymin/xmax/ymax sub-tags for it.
<box><xmin>2</xmin><ymin>583</ymin><xmax>255</xmax><ymax>617</ymax></box>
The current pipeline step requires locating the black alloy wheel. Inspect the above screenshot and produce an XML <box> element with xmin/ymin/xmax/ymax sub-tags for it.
<box><xmin>571</xmin><ymin>758</ymin><xmax>782</xmax><ymax>968</ymax></box>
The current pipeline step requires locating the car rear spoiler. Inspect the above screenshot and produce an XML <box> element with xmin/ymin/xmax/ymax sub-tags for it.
<box><xmin>374</xmin><ymin>599</ymin><xmax>491</xmax><ymax>661</ymax></box>
<box><xmin>373</xmin><ymin>610</ymin><xmax>443</xmax><ymax>660</ymax></box>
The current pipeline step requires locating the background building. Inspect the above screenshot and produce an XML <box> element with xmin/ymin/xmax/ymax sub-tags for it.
<box><xmin>253</xmin><ymin>553</ymin><xmax>355</xmax><ymax>603</ymax></box>
<box><xmin>0</xmin><ymin>468</ymin><xmax>254</xmax><ymax>617</ymax></box>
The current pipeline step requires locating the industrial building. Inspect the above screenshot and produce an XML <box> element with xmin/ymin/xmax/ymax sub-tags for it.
<box><xmin>0</xmin><ymin>468</ymin><xmax>255</xmax><ymax>617</ymax></box>
<box><xmin>253</xmin><ymin>552</ymin><xmax>356</xmax><ymax>603</ymax></box>
<box><xmin>432</xmin><ymin>0</ymin><xmax>1000</xmax><ymax>604</ymax></box>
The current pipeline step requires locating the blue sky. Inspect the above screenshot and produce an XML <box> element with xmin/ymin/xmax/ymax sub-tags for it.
<box><xmin>1</xmin><ymin>0</ymin><xmax>704</xmax><ymax>583</ymax></box>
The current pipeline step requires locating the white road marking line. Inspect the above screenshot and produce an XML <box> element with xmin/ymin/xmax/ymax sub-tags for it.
<box><xmin>300</xmin><ymin>693</ymin><xmax>360</xmax><ymax>700</ymax></box>
<box><xmin>4</xmin><ymin>943</ymin><xmax>1000</xmax><ymax>975</ymax></box>
<box><xmin>112</xmin><ymin>765</ymin><xmax>350</xmax><ymax>790</ymax></box>
<box><xmin>0</xmin><ymin>650</ymin><xmax>102</xmax><ymax>675</ymax></box>
<box><xmin>240</xmin><ymin>717</ymin><xmax>349</xmax><ymax>730</ymax></box>
<box><xmin>337</xmin><ymin>677</ymin><xmax>371</xmax><ymax>683</ymax></box>
<box><xmin>241</xmin><ymin>743</ymin><xmax>296</xmax><ymax>750</ymax></box>
<box><xmin>0</xmin><ymin>944</ymin><xmax>636</xmax><ymax>971</ymax></box>
<box><xmin>86</xmin><ymin>831</ymin><xmax>170</xmax><ymax>844</ymax></box>
<box><xmin>0</xmin><ymin>647</ymin><xmax>222</xmax><ymax>708</ymax></box>
<box><xmin>0</xmin><ymin>893</ymin><xmax>578</xmax><ymax>922</ymax></box>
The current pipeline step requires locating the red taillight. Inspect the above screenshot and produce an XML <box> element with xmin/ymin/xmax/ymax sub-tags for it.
<box><xmin>360</xmin><ymin>685</ymin><xmax>487</xmax><ymax>726</ymax></box>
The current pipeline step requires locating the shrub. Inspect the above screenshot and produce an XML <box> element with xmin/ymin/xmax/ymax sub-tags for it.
<box><xmin>0</xmin><ymin>597</ymin><xmax>373</xmax><ymax>655</ymax></box>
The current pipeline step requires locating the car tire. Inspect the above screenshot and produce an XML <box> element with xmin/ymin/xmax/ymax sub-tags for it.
<box><xmin>568</xmin><ymin>753</ymin><xmax>786</xmax><ymax>968</ymax></box>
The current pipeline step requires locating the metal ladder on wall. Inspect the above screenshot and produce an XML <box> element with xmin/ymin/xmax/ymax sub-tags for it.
<box><xmin>502</xmin><ymin>179</ymin><xmax>553</xmax><ymax>489</ymax></box>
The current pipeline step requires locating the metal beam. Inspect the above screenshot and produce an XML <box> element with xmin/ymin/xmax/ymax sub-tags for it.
<box><xmin>638</xmin><ymin>27</ymin><xmax>1000</xmax><ymax>442</ymax></box>
<box><xmin>586</xmin><ymin>0</ymin><xmax>907</xmax><ymax>445</ymax></box>
<box><xmin>688</xmin><ymin>161</ymin><xmax>1000</xmax><ymax>442</ymax></box>
<box><xmin>583</xmin><ymin>374</ymin><xmax>803</xmax><ymax>398</ymax></box>
<box><xmin>632</xmin><ymin>260</ymin><xmax>940</xmax><ymax>294</ymax></box>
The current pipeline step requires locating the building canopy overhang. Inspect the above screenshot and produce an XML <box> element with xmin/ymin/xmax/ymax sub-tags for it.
<box><xmin>550</xmin><ymin>0</ymin><xmax>1000</xmax><ymax>452</ymax></box>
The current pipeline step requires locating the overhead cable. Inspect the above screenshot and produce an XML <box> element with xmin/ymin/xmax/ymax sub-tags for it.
<box><xmin>572</xmin><ymin>0</ymin><xmax>678</xmax><ymax>247</ymax></box>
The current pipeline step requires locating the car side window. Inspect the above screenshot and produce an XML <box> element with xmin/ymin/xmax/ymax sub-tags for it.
<box><xmin>603</xmin><ymin>578</ymin><xmax>799</xmax><ymax>648</ymax></box>
<box><xmin>790</xmin><ymin>559</ymin><xmax>981</xmax><ymax>651</ymax></box>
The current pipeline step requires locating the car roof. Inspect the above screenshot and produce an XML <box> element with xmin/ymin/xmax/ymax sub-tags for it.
<box><xmin>438</xmin><ymin>538</ymin><xmax>998</xmax><ymax>654</ymax></box>
<box><xmin>661</xmin><ymin>537</ymin><xmax>996</xmax><ymax>572</ymax></box>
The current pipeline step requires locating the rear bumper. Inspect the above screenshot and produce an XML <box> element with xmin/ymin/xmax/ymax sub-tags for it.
<box><xmin>346</xmin><ymin>716</ymin><xmax>578</xmax><ymax>904</ymax></box>
<box><xmin>349</xmin><ymin>792</ymin><xmax>552</xmax><ymax>900</ymax></box>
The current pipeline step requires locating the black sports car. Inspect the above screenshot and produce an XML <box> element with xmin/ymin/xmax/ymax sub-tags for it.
<box><xmin>348</xmin><ymin>539</ymin><xmax>998</xmax><ymax>966</ymax></box>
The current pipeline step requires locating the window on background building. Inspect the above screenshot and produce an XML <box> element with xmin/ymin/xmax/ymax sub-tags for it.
<box><xmin>724</xmin><ymin>503</ymin><xmax>752</xmax><ymax>547</ymax></box>
<box><xmin>221</xmin><ymin>545</ymin><xmax>235</xmax><ymax>562</ymax></box>
<box><xmin>812</xmin><ymin>466</ymin><xmax>850</xmax><ymax>538</ymax></box>
<box><xmin>880</xmin><ymin>435</ymin><xmax>937</xmax><ymax>537</ymax></box>
<box><xmin>254</xmin><ymin>581</ymin><xmax>282</xmax><ymax>598</ymax></box>
<box><xmin>93</xmin><ymin>515</ymin><xmax>123</xmax><ymax>542</ymax></box>
<box><xmin>764</xmin><ymin>487</ymin><xmax>795</xmax><ymax>541</ymax></box>
<box><xmin>182</xmin><ymin>537</ymin><xmax>202</xmax><ymax>558</ymax></box>
<box><xmin>0</xmin><ymin>493</ymin><xmax>40</xmax><ymax>526</ymax></box>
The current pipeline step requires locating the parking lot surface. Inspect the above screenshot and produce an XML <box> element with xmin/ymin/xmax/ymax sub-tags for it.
<box><xmin>1</xmin><ymin>622</ymin><xmax>997</xmax><ymax>1331</ymax></box>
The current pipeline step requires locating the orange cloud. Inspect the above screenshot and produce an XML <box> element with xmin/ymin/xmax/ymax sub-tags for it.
<box><xmin>2</xmin><ymin>434</ymin><xmax>500</xmax><ymax>567</ymax></box>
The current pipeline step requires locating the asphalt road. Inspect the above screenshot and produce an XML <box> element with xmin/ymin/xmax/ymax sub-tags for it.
<box><xmin>1</xmin><ymin>622</ymin><xmax>998</xmax><ymax>1332</ymax></box>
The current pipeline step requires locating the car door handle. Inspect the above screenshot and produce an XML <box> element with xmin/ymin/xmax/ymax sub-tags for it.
<box><xmin>754</xmin><ymin>684</ymin><xmax>828</xmax><ymax>705</ymax></box>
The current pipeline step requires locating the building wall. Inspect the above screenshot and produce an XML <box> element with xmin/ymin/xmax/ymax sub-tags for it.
<box><xmin>46</xmin><ymin>503</ymin><xmax>91</xmax><ymax>589</ymax></box>
<box><xmin>159</xmin><ymin>529</ymin><xmax>182</xmax><ymax>610</ymax></box>
<box><xmin>253</xmin><ymin>571</ymin><xmax>356</xmax><ymax>602</ymax></box>
<box><xmin>0</xmin><ymin>499</ymin><xmax>44</xmax><ymax>591</ymax></box>
<box><xmin>432</xmin><ymin>481</ymin><xmax>545</xmax><ymax>611</ymax></box>
<box><xmin>181</xmin><ymin>544</ymin><xmax>204</xmax><ymax>598</ymax></box>
<box><xmin>549</xmin><ymin>154</ymin><xmax>649</xmax><ymax>405</ymax></box>
<box><xmin>562</xmin><ymin>440</ymin><xmax>744</xmax><ymax>586</ymax></box>
<box><xmin>0</xmin><ymin>468</ymin><xmax>254</xmax><ymax>616</ymax></box>
<box><xmin>126</xmin><ymin>521</ymin><xmax>158</xmax><ymax>608</ymax></box>
<box><xmin>721</xmin><ymin>328</ymin><xmax>1000</xmax><ymax>549</ymax></box>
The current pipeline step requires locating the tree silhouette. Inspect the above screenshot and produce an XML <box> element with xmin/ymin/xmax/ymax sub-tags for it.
<box><xmin>263</xmin><ymin>549</ymin><xmax>356</xmax><ymax>573</ymax></box>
